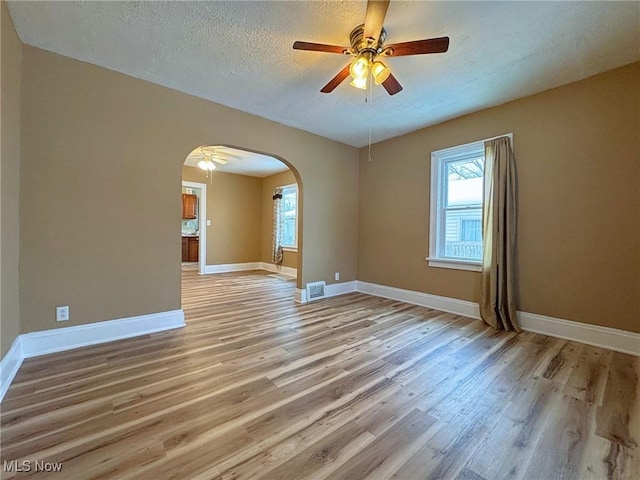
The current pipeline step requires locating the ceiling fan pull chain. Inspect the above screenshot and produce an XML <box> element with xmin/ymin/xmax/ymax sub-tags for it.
<box><xmin>368</xmin><ymin>71</ymin><xmax>374</xmax><ymax>162</ymax></box>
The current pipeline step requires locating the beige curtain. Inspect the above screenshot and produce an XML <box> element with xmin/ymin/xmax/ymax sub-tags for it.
<box><xmin>480</xmin><ymin>136</ymin><xmax>520</xmax><ymax>332</ymax></box>
<box><xmin>272</xmin><ymin>187</ymin><xmax>284</xmax><ymax>265</ymax></box>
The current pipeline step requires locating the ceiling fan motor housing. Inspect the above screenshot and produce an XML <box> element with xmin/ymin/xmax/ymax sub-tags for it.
<box><xmin>350</xmin><ymin>23</ymin><xmax>387</xmax><ymax>59</ymax></box>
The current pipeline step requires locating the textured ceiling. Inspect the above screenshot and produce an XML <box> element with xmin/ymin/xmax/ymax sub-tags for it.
<box><xmin>7</xmin><ymin>1</ymin><xmax>640</xmax><ymax>148</ymax></box>
<box><xmin>183</xmin><ymin>145</ymin><xmax>289</xmax><ymax>178</ymax></box>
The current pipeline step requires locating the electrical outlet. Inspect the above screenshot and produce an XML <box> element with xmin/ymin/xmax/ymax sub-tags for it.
<box><xmin>334</xmin><ymin>272</ymin><xmax>340</xmax><ymax>281</ymax></box>
<box><xmin>56</xmin><ymin>305</ymin><xmax>69</xmax><ymax>322</ymax></box>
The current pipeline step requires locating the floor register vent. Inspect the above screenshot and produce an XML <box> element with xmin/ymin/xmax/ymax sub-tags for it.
<box><xmin>305</xmin><ymin>281</ymin><xmax>326</xmax><ymax>301</ymax></box>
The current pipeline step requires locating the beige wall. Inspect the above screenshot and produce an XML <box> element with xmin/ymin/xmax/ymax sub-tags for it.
<box><xmin>261</xmin><ymin>170</ymin><xmax>298</xmax><ymax>270</ymax></box>
<box><xmin>358</xmin><ymin>62</ymin><xmax>640</xmax><ymax>333</ymax></box>
<box><xmin>13</xmin><ymin>22</ymin><xmax>635</xmax><ymax>339</ymax></box>
<box><xmin>182</xmin><ymin>166</ymin><xmax>299</xmax><ymax>270</ymax></box>
<box><xmin>1</xmin><ymin>1</ymin><xmax>22</xmax><ymax>358</ymax></box>
<box><xmin>20</xmin><ymin>46</ymin><xmax>359</xmax><ymax>333</ymax></box>
<box><xmin>182</xmin><ymin>166</ymin><xmax>262</xmax><ymax>265</ymax></box>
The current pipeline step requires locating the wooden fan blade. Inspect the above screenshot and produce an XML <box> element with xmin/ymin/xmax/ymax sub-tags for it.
<box><xmin>364</xmin><ymin>0</ymin><xmax>390</xmax><ymax>44</ymax></box>
<box><xmin>381</xmin><ymin>73</ymin><xmax>403</xmax><ymax>95</ymax></box>
<box><xmin>386</xmin><ymin>37</ymin><xmax>450</xmax><ymax>56</ymax></box>
<box><xmin>293</xmin><ymin>41</ymin><xmax>349</xmax><ymax>54</ymax></box>
<box><xmin>321</xmin><ymin>64</ymin><xmax>351</xmax><ymax>93</ymax></box>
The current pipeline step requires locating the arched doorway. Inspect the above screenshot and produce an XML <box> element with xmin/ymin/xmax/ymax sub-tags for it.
<box><xmin>180</xmin><ymin>144</ymin><xmax>303</xmax><ymax>296</ymax></box>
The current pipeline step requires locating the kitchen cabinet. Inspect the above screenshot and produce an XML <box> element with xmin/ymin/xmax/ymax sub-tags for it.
<box><xmin>181</xmin><ymin>237</ymin><xmax>189</xmax><ymax>262</ymax></box>
<box><xmin>188</xmin><ymin>237</ymin><xmax>199</xmax><ymax>262</ymax></box>
<box><xmin>182</xmin><ymin>236</ymin><xmax>199</xmax><ymax>262</ymax></box>
<box><xmin>182</xmin><ymin>193</ymin><xmax>197</xmax><ymax>219</ymax></box>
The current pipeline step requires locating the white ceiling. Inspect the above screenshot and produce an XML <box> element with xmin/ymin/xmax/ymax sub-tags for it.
<box><xmin>183</xmin><ymin>145</ymin><xmax>289</xmax><ymax>178</ymax></box>
<box><xmin>7</xmin><ymin>1</ymin><xmax>640</xmax><ymax>148</ymax></box>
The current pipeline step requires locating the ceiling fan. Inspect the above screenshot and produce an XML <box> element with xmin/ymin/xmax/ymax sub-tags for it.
<box><xmin>189</xmin><ymin>146</ymin><xmax>228</xmax><ymax>171</ymax></box>
<box><xmin>293</xmin><ymin>0</ymin><xmax>449</xmax><ymax>95</ymax></box>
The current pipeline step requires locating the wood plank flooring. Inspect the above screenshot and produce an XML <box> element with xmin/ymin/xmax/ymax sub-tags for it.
<box><xmin>1</xmin><ymin>268</ymin><xmax>638</xmax><ymax>479</ymax></box>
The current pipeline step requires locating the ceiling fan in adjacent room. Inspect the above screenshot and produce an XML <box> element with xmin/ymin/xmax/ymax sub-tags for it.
<box><xmin>293</xmin><ymin>0</ymin><xmax>449</xmax><ymax>95</ymax></box>
<box><xmin>188</xmin><ymin>146</ymin><xmax>228</xmax><ymax>171</ymax></box>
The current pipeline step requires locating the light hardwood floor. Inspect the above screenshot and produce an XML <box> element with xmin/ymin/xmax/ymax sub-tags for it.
<box><xmin>1</xmin><ymin>268</ymin><xmax>638</xmax><ymax>479</ymax></box>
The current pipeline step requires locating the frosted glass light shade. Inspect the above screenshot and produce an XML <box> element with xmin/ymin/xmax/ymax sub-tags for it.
<box><xmin>349</xmin><ymin>77</ymin><xmax>368</xmax><ymax>90</ymax></box>
<box><xmin>371</xmin><ymin>61</ymin><xmax>391</xmax><ymax>85</ymax></box>
<box><xmin>349</xmin><ymin>57</ymin><xmax>369</xmax><ymax>80</ymax></box>
<box><xmin>198</xmin><ymin>160</ymin><xmax>216</xmax><ymax>171</ymax></box>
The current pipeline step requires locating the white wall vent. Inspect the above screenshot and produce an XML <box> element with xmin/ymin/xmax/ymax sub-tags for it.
<box><xmin>305</xmin><ymin>281</ymin><xmax>326</xmax><ymax>301</ymax></box>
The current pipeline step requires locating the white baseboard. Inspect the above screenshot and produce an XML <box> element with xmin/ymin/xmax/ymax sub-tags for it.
<box><xmin>353</xmin><ymin>281</ymin><xmax>639</xmax><ymax>356</ymax></box>
<box><xmin>203</xmin><ymin>262</ymin><xmax>298</xmax><ymax>278</ymax></box>
<box><xmin>326</xmin><ymin>281</ymin><xmax>357</xmax><ymax>298</ymax></box>
<box><xmin>260</xmin><ymin>262</ymin><xmax>297</xmax><ymax>277</ymax></box>
<box><xmin>356</xmin><ymin>281</ymin><xmax>481</xmax><ymax>319</ymax></box>
<box><xmin>21</xmin><ymin>309</ymin><xmax>186</xmax><ymax>358</ymax></box>
<box><xmin>295</xmin><ymin>288</ymin><xmax>307</xmax><ymax>304</ymax></box>
<box><xmin>295</xmin><ymin>280</ymin><xmax>358</xmax><ymax>304</ymax></box>
<box><xmin>0</xmin><ymin>309</ymin><xmax>185</xmax><ymax>402</ymax></box>
<box><xmin>204</xmin><ymin>262</ymin><xmax>262</xmax><ymax>274</ymax></box>
<box><xmin>0</xmin><ymin>336</ymin><xmax>24</xmax><ymax>403</ymax></box>
<box><xmin>518</xmin><ymin>311</ymin><xmax>640</xmax><ymax>356</ymax></box>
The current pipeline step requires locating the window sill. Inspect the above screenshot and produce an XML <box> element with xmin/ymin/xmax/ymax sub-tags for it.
<box><xmin>425</xmin><ymin>257</ymin><xmax>482</xmax><ymax>272</ymax></box>
<box><xmin>282</xmin><ymin>247</ymin><xmax>298</xmax><ymax>253</ymax></box>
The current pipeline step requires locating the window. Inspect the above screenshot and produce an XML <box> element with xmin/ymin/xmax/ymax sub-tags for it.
<box><xmin>280</xmin><ymin>184</ymin><xmax>298</xmax><ymax>249</ymax></box>
<box><xmin>428</xmin><ymin>139</ymin><xmax>485</xmax><ymax>271</ymax></box>
<box><xmin>461</xmin><ymin>219</ymin><xmax>482</xmax><ymax>242</ymax></box>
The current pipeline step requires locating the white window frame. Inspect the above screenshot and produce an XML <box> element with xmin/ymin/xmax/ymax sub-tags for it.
<box><xmin>280</xmin><ymin>183</ymin><xmax>298</xmax><ymax>251</ymax></box>
<box><xmin>428</xmin><ymin>140</ymin><xmax>484</xmax><ymax>271</ymax></box>
<box><xmin>427</xmin><ymin>134</ymin><xmax>512</xmax><ymax>272</ymax></box>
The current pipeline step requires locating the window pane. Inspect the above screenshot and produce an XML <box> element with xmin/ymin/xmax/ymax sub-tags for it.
<box><xmin>280</xmin><ymin>186</ymin><xmax>297</xmax><ymax>247</ymax></box>
<box><xmin>461</xmin><ymin>219</ymin><xmax>482</xmax><ymax>242</ymax></box>
<box><xmin>282</xmin><ymin>189</ymin><xmax>297</xmax><ymax>213</ymax></box>
<box><xmin>443</xmin><ymin>208</ymin><xmax>482</xmax><ymax>260</ymax></box>
<box><xmin>282</xmin><ymin>218</ymin><xmax>295</xmax><ymax>246</ymax></box>
<box><xmin>446</xmin><ymin>157</ymin><xmax>483</xmax><ymax>207</ymax></box>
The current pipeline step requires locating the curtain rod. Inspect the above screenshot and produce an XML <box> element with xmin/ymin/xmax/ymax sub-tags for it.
<box><xmin>483</xmin><ymin>133</ymin><xmax>513</xmax><ymax>142</ymax></box>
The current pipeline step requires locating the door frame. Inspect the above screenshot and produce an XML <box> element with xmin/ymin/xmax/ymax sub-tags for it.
<box><xmin>182</xmin><ymin>180</ymin><xmax>207</xmax><ymax>274</ymax></box>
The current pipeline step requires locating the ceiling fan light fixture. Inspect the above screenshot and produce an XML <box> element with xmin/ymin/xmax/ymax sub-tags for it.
<box><xmin>371</xmin><ymin>60</ymin><xmax>391</xmax><ymax>85</ymax></box>
<box><xmin>349</xmin><ymin>56</ymin><xmax>370</xmax><ymax>80</ymax></box>
<box><xmin>197</xmin><ymin>159</ymin><xmax>216</xmax><ymax>171</ymax></box>
<box><xmin>293</xmin><ymin>0</ymin><xmax>449</xmax><ymax>96</ymax></box>
<box><xmin>349</xmin><ymin>77</ymin><xmax>368</xmax><ymax>90</ymax></box>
